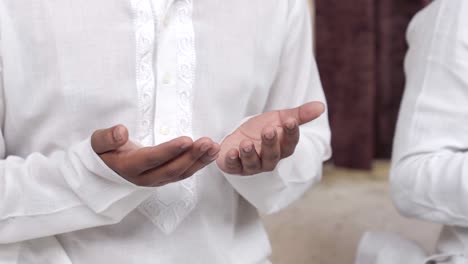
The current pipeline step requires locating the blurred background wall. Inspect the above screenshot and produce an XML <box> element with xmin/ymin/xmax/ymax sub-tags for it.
<box><xmin>313</xmin><ymin>0</ymin><xmax>430</xmax><ymax>169</ymax></box>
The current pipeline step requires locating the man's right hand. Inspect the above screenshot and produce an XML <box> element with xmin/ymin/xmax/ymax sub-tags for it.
<box><xmin>91</xmin><ymin>125</ymin><xmax>220</xmax><ymax>187</ymax></box>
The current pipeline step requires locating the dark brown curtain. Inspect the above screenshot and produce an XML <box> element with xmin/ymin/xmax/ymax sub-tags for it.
<box><xmin>315</xmin><ymin>0</ymin><xmax>430</xmax><ymax>169</ymax></box>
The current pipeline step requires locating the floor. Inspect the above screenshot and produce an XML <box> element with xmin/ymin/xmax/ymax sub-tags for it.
<box><xmin>261</xmin><ymin>161</ymin><xmax>441</xmax><ymax>264</ymax></box>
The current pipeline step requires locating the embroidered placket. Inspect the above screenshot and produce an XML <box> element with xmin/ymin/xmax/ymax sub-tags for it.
<box><xmin>131</xmin><ymin>0</ymin><xmax>197</xmax><ymax>234</ymax></box>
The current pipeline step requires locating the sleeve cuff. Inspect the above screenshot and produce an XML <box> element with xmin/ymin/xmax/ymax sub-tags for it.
<box><xmin>64</xmin><ymin>137</ymin><xmax>152</xmax><ymax>214</ymax></box>
<box><xmin>222</xmin><ymin>154</ymin><xmax>318</xmax><ymax>214</ymax></box>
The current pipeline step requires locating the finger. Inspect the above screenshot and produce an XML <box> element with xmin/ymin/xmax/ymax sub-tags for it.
<box><xmin>223</xmin><ymin>148</ymin><xmax>243</xmax><ymax>175</ymax></box>
<box><xmin>239</xmin><ymin>140</ymin><xmax>261</xmax><ymax>175</ymax></box>
<box><xmin>136</xmin><ymin>138</ymin><xmax>215</xmax><ymax>186</ymax></box>
<box><xmin>281</xmin><ymin>118</ymin><xmax>300</xmax><ymax>158</ymax></box>
<box><xmin>278</xmin><ymin>101</ymin><xmax>325</xmax><ymax>126</ymax></box>
<box><xmin>176</xmin><ymin>143</ymin><xmax>221</xmax><ymax>181</ymax></box>
<box><xmin>260</xmin><ymin>126</ymin><xmax>281</xmax><ymax>171</ymax></box>
<box><xmin>92</xmin><ymin>125</ymin><xmax>129</xmax><ymax>154</ymax></box>
<box><xmin>125</xmin><ymin>137</ymin><xmax>193</xmax><ymax>175</ymax></box>
<box><xmin>147</xmin><ymin>138</ymin><xmax>214</xmax><ymax>186</ymax></box>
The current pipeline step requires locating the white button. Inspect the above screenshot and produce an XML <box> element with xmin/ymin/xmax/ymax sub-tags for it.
<box><xmin>160</xmin><ymin>126</ymin><xmax>170</xmax><ymax>135</ymax></box>
<box><xmin>162</xmin><ymin>73</ymin><xmax>172</xmax><ymax>85</ymax></box>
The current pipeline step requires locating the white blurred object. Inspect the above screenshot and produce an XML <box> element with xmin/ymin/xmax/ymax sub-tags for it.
<box><xmin>356</xmin><ymin>232</ymin><xmax>428</xmax><ymax>264</ymax></box>
<box><xmin>356</xmin><ymin>232</ymin><xmax>468</xmax><ymax>264</ymax></box>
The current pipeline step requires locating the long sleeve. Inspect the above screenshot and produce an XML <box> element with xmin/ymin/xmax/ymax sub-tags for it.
<box><xmin>0</xmin><ymin>66</ymin><xmax>153</xmax><ymax>243</ymax></box>
<box><xmin>224</xmin><ymin>0</ymin><xmax>332</xmax><ymax>215</ymax></box>
<box><xmin>0</xmin><ymin>139</ymin><xmax>155</xmax><ymax>244</ymax></box>
<box><xmin>390</xmin><ymin>0</ymin><xmax>468</xmax><ymax>227</ymax></box>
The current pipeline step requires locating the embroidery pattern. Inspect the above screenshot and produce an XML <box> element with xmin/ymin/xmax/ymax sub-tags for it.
<box><xmin>132</xmin><ymin>0</ymin><xmax>197</xmax><ymax>234</ymax></box>
<box><xmin>131</xmin><ymin>0</ymin><xmax>156</xmax><ymax>147</ymax></box>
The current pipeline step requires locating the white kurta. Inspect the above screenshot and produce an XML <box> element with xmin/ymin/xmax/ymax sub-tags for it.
<box><xmin>357</xmin><ymin>0</ymin><xmax>468</xmax><ymax>263</ymax></box>
<box><xmin>0</xmin><ymin>0</ymin><xmax>331</xmax><ymax>263</ymax></box>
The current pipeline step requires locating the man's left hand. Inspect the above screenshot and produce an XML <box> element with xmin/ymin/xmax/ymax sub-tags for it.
<box><xmin>216</xmin><ymin>102</ymin><xmax>325</xmax><ymax>176</ymax></box>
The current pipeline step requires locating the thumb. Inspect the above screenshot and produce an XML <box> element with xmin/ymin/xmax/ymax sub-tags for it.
<box><xmin>91</xmin><ymin>125</ymin><xmax>129</xmax><ymax>154</ymax></box>
<box><xmin>280</xmin><ymin>101</ymin><xmax>325</xmax><ymax>126</ymax></box>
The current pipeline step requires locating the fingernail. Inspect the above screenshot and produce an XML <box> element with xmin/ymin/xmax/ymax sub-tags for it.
<box><xmin>229</xmin><ymin>153</ymin><xmax>238</xmax><ymax>160</ymax></box>
<box><xmin>286</xmin><ymin>121</ymin><xmax>297</xmax><ymax>130</ymax></box>
<box><xmin>265</xmin><ymin>130</ymin><xmax>276</xmax><ymax>140</ymax></box>
<box><xmin>243</xmin><ymin>144</ymin><xmax>253</xmax><ymax>153</ymax></box>
<box><xmin>113</xmin><ymin>126</ymin><xmax>123</xmax><ymax>142</ymax></box>
<box><xmin>200</xmin><ymin>143</ymin><xmax>211</xmax><ymax>152</ymax></box>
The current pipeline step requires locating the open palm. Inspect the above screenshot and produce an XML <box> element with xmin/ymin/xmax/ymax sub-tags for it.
<box><xmin>216</xmin><ymin>102</ymin><xmax>325</xmax><ymax>176</ymax></box>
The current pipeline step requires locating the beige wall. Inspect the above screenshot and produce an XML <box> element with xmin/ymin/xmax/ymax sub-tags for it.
<box><xmin>309</xmin><ymin>0</ymin><xmax>315</xmax><ymax>50</ymax></box>
<box><xmin>309</xmin><ymin>0</ymin><xmax>314</xmax><ymax>21</ymax></box>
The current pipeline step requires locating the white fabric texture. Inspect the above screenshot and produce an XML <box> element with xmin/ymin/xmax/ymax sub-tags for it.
<box><xmin>358</xmin><ymin>0</ymin><xmax>468</xmax><ymax>263</ymax></box>
<box><xmin>0</xmin><ymin>0</ymin><xmax>331</xmax><ymax>263</ymax></box>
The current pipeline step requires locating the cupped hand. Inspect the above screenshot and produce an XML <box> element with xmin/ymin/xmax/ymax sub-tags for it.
<box><xmin>216</xmin><ymin>102</ymin><xmax>325</xmax><ymax>176</ymax></box>
<box><xmin>91</xmin><ymin>125</ymin><xmax>220</xmax><ymax>187</ymax></box>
